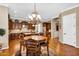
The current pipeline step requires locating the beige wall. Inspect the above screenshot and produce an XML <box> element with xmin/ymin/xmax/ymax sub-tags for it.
<box><xmin>59</xmin><ymin>15</ymin><xmax>63</xmax><ymax>42</ymax></box>
<box><xmin>51</xmin><ymin>19</ymin><xmax>55</xmax><ymax>39</ymax></box>
<box><xmin>51</xmin><ymin>18</ymin><xmax>59</xmax><ymax>39</ymax></box>
<box><xmin>59</xmin><ymin>6</ymin><xmax>79</xmax><ymax>48</ymax></box>
<box><xmin>0</xmin><ymin>6</ymin><xmax>8</xmax><ymax>49</ymax></box>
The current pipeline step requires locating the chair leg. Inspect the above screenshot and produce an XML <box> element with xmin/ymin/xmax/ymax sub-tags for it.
<box><xmin>47</xmin><ymin>46</ymin><xmax>49</xmax><ymax>56</ymax></box>
<box><xmin>20</xmin><ymin>44</ymin><xmax>22</xmax><ymax>56</ymax></box>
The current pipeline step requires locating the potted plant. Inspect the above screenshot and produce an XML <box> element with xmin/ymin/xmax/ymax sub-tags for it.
<box><xmin>0</xmin><ymin>28</ymin><xmax>5</xmax><ymax>49</ymax></box>
<box><xmin>0</xmin><ymin>29</ymin><xmax>5</xmax><ymax>36</ymax></box>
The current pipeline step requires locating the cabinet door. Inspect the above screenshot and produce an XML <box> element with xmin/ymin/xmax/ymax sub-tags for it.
<box><xmin>62</xmin><ymin>13</ymin><xmax>76</xmax><ymax>47</ymax></box>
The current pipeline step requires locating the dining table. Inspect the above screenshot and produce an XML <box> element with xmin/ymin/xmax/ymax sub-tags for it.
<box><xmin>20</xmin><ymin>35</ymin><xmax>49</xmax><ymax>56</ymax></box>
<box><xmin>23</xmin><ymin>35</ymin><xmax>48</xmax><ymax>41</ymax></box>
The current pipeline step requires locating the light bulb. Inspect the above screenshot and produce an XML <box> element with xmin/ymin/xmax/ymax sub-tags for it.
<box><xmin>22</xmin><ymin>25</ymin><xmax>25</xmax><ymax>28</ymax></box>
<box><xmin>37</xmin><ymin>15</ymin><xmax>41</xmax><ymax>19</ymax></box>
<box><xmin>32</xmin><ymin>14</ymin><xmax>36</xmax><ymax>18</ymax></box>
<box><xmin>32</xmin><ymin>24</ymin><xmax>35</xmax><ymax>27</ymax></box>
<box><xmin>29</xmin><ymin>15</ymin><xmax>33</xmax><ymax>20</ymax></box>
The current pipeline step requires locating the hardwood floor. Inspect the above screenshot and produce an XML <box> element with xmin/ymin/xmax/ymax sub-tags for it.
<box><xmin>0</xmin><ymin>37</ymin><xmax>79</xmax><ymax>56</ymax></box>
<box><xmin>0</xmin><ymin>39</ymin><xmax>20</xmax><ymax>56</ymax></box>
<box><xmin>49</xmin><ymin>38</ymin><xmax>79</xmax><ymax>56</ymax></box>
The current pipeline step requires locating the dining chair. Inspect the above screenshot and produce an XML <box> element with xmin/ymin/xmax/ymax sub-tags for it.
<box><xmin>39</xmin><ymin>39</ymin><xmax>49</xmax><ymax>56</ymax></box>
<box><xmin>25</xmin><ymin>39</ymin><xmax>41</xmax><ymax>56</ymax></box>
<box><xmin>20</xmin><ymin>39</ymin><xmax>41</xmax><ymax>56</ymax></box>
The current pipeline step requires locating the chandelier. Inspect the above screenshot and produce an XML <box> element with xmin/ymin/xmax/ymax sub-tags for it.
<box><xmin>28</xmin><ymin>4</ymin><xmax>41</xmax><ymax>25</ymax></box>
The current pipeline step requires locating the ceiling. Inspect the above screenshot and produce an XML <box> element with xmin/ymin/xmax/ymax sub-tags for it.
<box><xmin>0</xmin><ymin>3</ymin><xmax>79</xmax><ymax>22</ymax></box>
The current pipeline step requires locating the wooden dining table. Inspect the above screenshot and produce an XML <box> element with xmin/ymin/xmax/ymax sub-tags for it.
<box><xmin>20</xmin><ymin>35</ymin><xmax>49</xmax><ymax>56</ymax></box>
<box><xmin>23</xmin><ymin>35</ymin><xmax>48</xmax><ymax>41</ymax></box>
